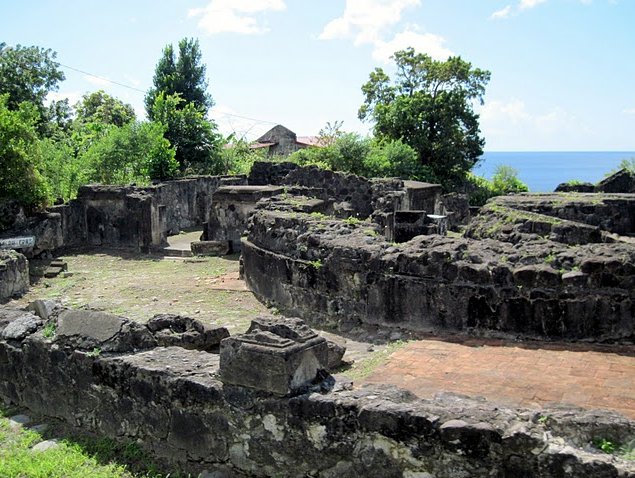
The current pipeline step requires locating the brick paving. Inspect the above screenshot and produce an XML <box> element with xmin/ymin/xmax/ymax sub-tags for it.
<box><xmin>361</xmin><ymin>338</ymin><xmax>635</xmax><ymax>419</ymax></box>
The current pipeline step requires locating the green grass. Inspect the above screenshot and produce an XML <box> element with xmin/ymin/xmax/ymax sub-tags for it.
<box><xmin>345</xmin><ymin>340</ymin><xmax>408</xmax><ymax>380</ymax></box>
<box><xmin>0</xmin><ymin>414</ymin><xmax>158</xmax><ymax>478</ymax></box>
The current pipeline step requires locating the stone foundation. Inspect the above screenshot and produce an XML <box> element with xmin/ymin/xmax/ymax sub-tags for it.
<box><xmin>241</xmin><ymin>197</ymin><xmax>635</xmax><ymax>341</ymax></box>
<box><xmin>0</xmin><ymin>304</ymin><xmax>633</xmax><ymax>477</ymax></box>
<box><xmin>0</xmin><ymin>251</ymin><xmax>29</xmax><ymax>302</ymax></box>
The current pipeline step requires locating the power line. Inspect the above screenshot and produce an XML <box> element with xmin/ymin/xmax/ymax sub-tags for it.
<box><xmin>57</xmin><ymin>62</ymin><xmax>279</xmax><ymax>126</ymax></box>
<box><xmin>58</xmin><ymin>63</ymin><xmax>146</xmax><ymax>94</ymax></box>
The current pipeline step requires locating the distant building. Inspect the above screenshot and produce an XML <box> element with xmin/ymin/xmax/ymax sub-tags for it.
<box><xmin>250</xmin><ymin>125</ymin><xmax>322</xmax><ymax>157</ymax></box>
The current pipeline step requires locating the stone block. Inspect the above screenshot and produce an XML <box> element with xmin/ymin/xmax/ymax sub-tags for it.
<box><xmin>27</xmin><ymin>299</ymin><xmax>59</xmax><ymax>320</ymax></box>
<box><xmin>191</xmin><ymin>241</ymin><xmax>231</xmax><ymax>256</ymax></box>
<box><xmin>146</xmin><ymin>314</ymin><xmax>229</xmax><ymax>351</ymax></box>
<box><xmin>44</xmin><ymin>266</ymin><xmax>64</xmax><ymax>278</ymax></box>
<box><xmin>220</xmin><ymin>317</ymin><xmax>329</xmax><ymax>396</ymax></box>
<box><xmin>1</xmin><ymin>312</ymin><xmax>42</xmax><ymax>340</ymax></box>
<box><xmin>56</xmin><ymin>309</ymin><xmax>157</xmax><ymax>352</ymax></box>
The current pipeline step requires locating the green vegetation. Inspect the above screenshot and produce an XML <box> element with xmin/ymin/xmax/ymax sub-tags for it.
<box><xmin>358</xmin><ymin>48</ymin><xmax>491</xmax><ymax>190</ymax></box>
<box><xmin>0</xmin><ymin>39</ymin><xmax>226</xmax><ymax>214</ymax></box>
<box><xmin>591</xmin><ymin>437</ymin><xmax>635</xmax><ymax>460</ymax></box>
<box><xmin>466</xmin><ymin>165</ymin><xmax>529</xmax><ymax>206</ymax></box>
<box><xmin>0</xmin><ymin>411</ymin><xmax>162</xmax><ymax>478</ymax></box>
<box><xmin>42</xmin><ymin>322</ymin><xmax>56</xmax><ymax>339</ymax></box>
<box><xmin>616</xmin><ymin>157</ymin><xmax>635</xmax><ymax>174</ymax></box>
<box><xmin>308</xmin><ymin>259</ymin><xmax>323</xmax><ymax>270</ymax></box>
<box><xmin>346</xmin><ymin>340</ymin><xmax>408</xmax><ymax>380</ymax></box>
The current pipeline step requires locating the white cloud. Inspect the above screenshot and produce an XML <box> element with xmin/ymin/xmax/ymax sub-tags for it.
<box><xmin>188</xmin><ymin>0</ymin><xmax>286</xmax><ymax>35</ymax></box>
<box><xmin>623</xmin><ymin>107</ymin><xmax>635</xmax><ymax>115</ymax></box>
<box><xmin>83</xmin><ymin>74</ymin><xmax>112</xmax><ymax>87</ymax></box>
<box><xmin>373</xmin><ymin>30</ymin><xmax>453</xmax><ymax>63</ymax></box>
<box><xmin>519</xmin><ymin>0</ymin><xmax>547</xmax><ymax>10</ymax></box>
<box><xmin>45</xmin><ymin>91</ymin><xmax>83</xmax><ymax>107</ymax></box>
<box><xmin>491</xmin><ymin>5</ymin><xmax>513</xmax><ymax>19</ymax></box>
<box><xmin>319</xmin><ymin>0</ymin><xmax>421</xmax><ymax>45</ymax></box>
<box><xmin>478</xmin><ymin>98</ymin><xmax>591</xmax><ymax>149</ymax></box>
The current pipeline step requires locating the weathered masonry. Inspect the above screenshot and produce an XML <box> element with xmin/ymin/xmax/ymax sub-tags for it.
<box><xmin>1</xmin><ymin>303</ymin><xmax>633</xmax><ymax>477</ymax></box>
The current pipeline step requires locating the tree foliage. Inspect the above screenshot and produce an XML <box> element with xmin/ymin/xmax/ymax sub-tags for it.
<box><xmin>0</xmin><ymin>43</ymin><xmax>65</xmax><ymax>113</ymax></box>
<box><xmin>151</xmin><ymin>92</ymin><xmax>222</xmax><ymax>174</ymax></box>
<box><xmin>466</xmin><ymin>165</ymin><xmax>529</xmax><ymax>206</ymax></box>
<box><xmin>288</xmin><ymin>131</ymin><xmax>421</xmax><ymax>180</ymax></box>
<box><xmin>359</xmin><ymin>48</ymin><xmax>491</xmax><ymax>189</ymax></box>
<box><xmin>145</xmin><ymin>38</ymin><xmax>213</xmax><ymax>118</ymax></box>
<box><xmin>75</xmin><ymin>90</ymin><xmax>136</xmax><ymax>127</ymax></box>
<box><xmin>0</xmin><ymin>94</ymin><xmax>50</xmax><ymax>210</ymax></box>
<box><xmin>82</xmin><ymin>121</ymin><xmax>177</xmax><ymax>184</ymax></box>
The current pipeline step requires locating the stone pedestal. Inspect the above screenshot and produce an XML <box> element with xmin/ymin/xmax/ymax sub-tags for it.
<box><xmin>219</xmin><ymin>317</ymin><xmax>329</xmax><ymax>396</ymax></box>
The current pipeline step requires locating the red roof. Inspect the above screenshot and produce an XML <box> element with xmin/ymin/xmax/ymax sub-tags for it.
<box><xmin>296</xmin><ymin>136</ymin><xmax>323</xmax><ymax>147</ymax></box>
<box><xmin>250</xmin><ymin>142</ymin><xmax>277</xmax><ymax>149</ymax></box>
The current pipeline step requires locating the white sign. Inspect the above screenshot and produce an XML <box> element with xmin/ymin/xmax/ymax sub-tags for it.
<box><xmin>0</xmin><ymin>236</ymin><xmax>36</xmax><ymax>249</ymax></box>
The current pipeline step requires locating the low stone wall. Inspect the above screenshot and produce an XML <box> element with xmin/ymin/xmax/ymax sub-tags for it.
<box><xmin>0</xmin><ymin>251</ymin><xmax>29</xmax><ymax>302</ymax></box>
<box><xmin>242</xmin><ymin>201</ymin><xmax>635</xmax><ymax>341</ymax></box>
<box><xmin>488</xmin><ymin>194</ymin><xmax>635</xmax><ymax>236</ymax></box>
<box><xmin>0</xmin><ymin>176</ymin><xmax>237</xmax><ymax>255</ymax></box>
<box><xmin>0</xmin><ymin>304</ymin><xmax>633</xmax><ymax>477</ymax></box>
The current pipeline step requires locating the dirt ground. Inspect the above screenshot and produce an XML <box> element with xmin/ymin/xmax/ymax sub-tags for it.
<box><xmin>9</xmin><ymin>250</ymin><xmax>266</xmax><ymax>336</ymax></box>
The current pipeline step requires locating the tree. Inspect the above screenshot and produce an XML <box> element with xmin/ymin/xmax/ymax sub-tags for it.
<box><xmin>151</xmin><ymin>92</ymin><xmax>222</xmax><ymax>174</ymax></box>
<box><xmin>0</xmin><ymin>43</ymin><xmax>65</xmax><ymax>119</ymax></box>
<box><xmin>0</xmin><ymin>94</ymin><xmax>50</xmax><ymax>210</ymax></box>
<box><xmin>75</xmin><ymin>90</ymin><xmax>136</xmax><ymax>127</ymax></box>
<box><xmin>359</xmin><ymin>48</ymin><xmax>491</xmax><ymax>190</ymax></box>
<box><xmin>145</xmin><ymin>38</ymin><xmax>213</xmax><ymax>118</ymax></box>
<box><xmin>82</xmin><ymin>121</ymin><xmax>178</xmax><ymax>184</ymax></box>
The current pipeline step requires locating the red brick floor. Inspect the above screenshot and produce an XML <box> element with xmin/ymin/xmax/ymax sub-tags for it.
<box><xmin>361</xmin><ymin>338</ymin><xmax>635</xmax><ymax>419</ymax></box>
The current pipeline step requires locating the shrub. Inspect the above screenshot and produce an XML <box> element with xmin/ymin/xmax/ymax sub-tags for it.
<box><xmin>0</xmin><ymin>95</ymin><xmax>50</xmax><ymax>210</ymax></box>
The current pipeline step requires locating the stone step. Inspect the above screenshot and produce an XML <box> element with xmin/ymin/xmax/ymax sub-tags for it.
<box><xmin>44</xmin><ymin>266</ymin><xmax>64</xmax><ymax>278</ymax></box>
<box><xmin>160</xmin><ymin>248</ymin><xmax>193</xmax><ymax>258</ymax></box>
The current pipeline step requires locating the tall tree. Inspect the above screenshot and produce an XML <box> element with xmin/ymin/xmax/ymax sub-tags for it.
<box><xmin>75</xmin><ymin>90</ymin><xmax>136</xmax><ymax>127</ymax></box>
<box><xmin>0</xmin><ymin>43</ymin><xmax>65</xmax><ymax>118</ymax></box>
<box><xmin>359</xmin><ymin>48</ymin><xmax>491</xmax><ymax>189</ymax></box>
<box><xmin>151</xmin><ymin>92</ymin><xmax>222</xmax><ymax>174</ymax></box>
<box><xmin>145</xmin><ymin>38</ymin><xmax>213</xmax><ymax>118</ymax></box>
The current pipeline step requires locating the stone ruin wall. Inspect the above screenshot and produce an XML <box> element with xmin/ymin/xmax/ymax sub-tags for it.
<box><xmin>0</xmin><ymin>176</ymin><xmax>245</xmax><ymax>257</ymax></box>
<box><xmin>242</xmin><ymin>208</ymin><xmax>634</xmax><ymax>341</ymax></box>
<box><xmin>0</xmin><ymin>251</ymin><xmax>29</xmax><ymax>302</ymax></box>
<box><xmin>0</xmin><ymin>303</ymin><xmax>633</xmax><ymax>477</ymax></box>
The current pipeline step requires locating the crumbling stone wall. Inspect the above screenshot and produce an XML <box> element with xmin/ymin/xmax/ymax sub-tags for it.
<box><xmin>0</xmin><ymin>305</ymin><xmax>633</xmax><ymax>477</ymax></box>
<box><xmin>487</xmin><ymin>193</ymin><xmax>635</xmax><ymax>236</ymax></box>
<box><xmin>242</xmin><ymin>198</ymin><xmax>635</xmax><ymax>341</ymax></box>
<box><xmin>0</xmin><ymin>176</ymin><xmax>238</xmax><ymax>255</ymax></box>
<box><xmin>0</xmin><ymin>251</ymin><xmax>29</xmax><ymax>302</ymax></box>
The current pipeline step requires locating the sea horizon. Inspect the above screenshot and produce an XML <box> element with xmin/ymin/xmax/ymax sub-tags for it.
<box><xmin>474</xmin><ymin>151</ymin><xmax>635</xmax><ymax>192</ymax></box>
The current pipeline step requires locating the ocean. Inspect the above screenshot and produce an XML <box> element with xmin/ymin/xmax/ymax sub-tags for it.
<box><xmin>473</xmin><ymin>151</ymin><xmax>635</xmax><ymax>192</ymax></box>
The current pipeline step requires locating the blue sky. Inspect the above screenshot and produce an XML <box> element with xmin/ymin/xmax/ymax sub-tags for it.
<box><xmin>2</xmin><ymin>0</ymin><xmax>634</xmax><ymax>151</ymax></box>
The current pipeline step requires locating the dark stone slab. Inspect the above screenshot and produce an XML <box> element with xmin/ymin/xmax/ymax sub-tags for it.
<box><xmin>56</xmin><ymin>309</ymin><xmax>157</xmax><ymax>352</ymax></box>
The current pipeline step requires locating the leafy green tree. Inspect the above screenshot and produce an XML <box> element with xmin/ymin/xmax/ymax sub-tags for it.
<box><xmin>151</xmin><ymin>92</ymin><xmax>222</xmax><ymax>174</ymax></box>
<box><xmin>0</xmin><ymin>94</ymin><xmax>50</xmax><ymax>210</ymax></box>
<box><xmin>0</xmin><ymin>43</ymin><xmax>65</xmax><ymax>113</ymax></box>
<box><xmin>145</xmin><ymin>38</ymin><xmax>213</xmax><ymax>118</ymax></box>
<box><xmin>82</xmin><ymin>121</ymin><xmax>177</xmax><ymax>184</ymax></box>
<box><xmin>75</xmin><ymin>90</ymin><xmax>136</xmax><ymax>127</ymax></box>
<box><xmin>359</xmin><ymin>48</ymin><xmax>491</xmax><ymax>190</ymax></box>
